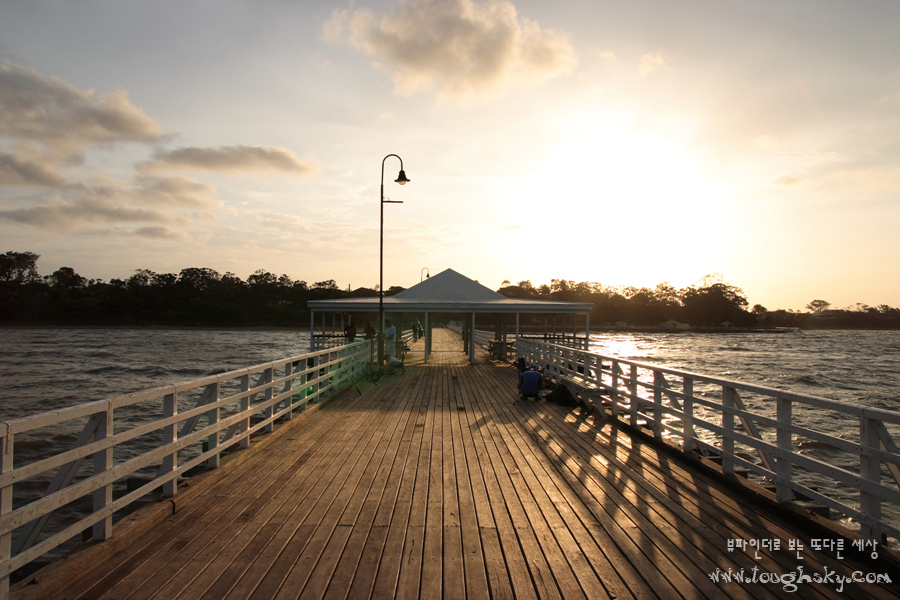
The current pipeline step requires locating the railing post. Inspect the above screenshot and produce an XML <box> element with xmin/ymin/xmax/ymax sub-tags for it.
<box><xmin>610</xmin><ymin>361</ymin><xmax>619</xmax><ymax>418</ymax></box>
<box><xmin>92</xmin><ymin>404</ymin><xmax>113</xmax><ymax>540</ymax></box>
<box><xmin>263</xmin><ymin>367</ymin><xmax>274</xmax><ymax>433</ymax></box>
<box><xmin>860</xmin><ymin>415</ymin><xmax>882</xmax><ymax>542</ymax></box>
<box><xmin>775</xmin><ymin>393</ymin><xmax>793</xmax><ymax>503</ymax></box>
<box><xmin>206</xmin><ymin>381</ymin><xmax>220</xmax><ymax>468</ymax></box>
<box><xmin>283</xmin><ymin>361</ymin><xmax>294</xmax><ymax>421</ymax></box>
<box><xmin>298</xmin><ymin>358</ymin><xmax>308</xmax><ymax>410</ymax></box>
<box><xmin>1</xmin><ymin>426</ymin><xmax>13</xmax><ymax>600</ymax></box>
<box><xmin>682</xmin><ymin>377</ymin><xmax>694</xmax><ymax>453</ymax></box>
<box><xmin>652</xmin><ymin>371</ymin><xmax>663</xmax><ymax>439</ymax></box>
<box><xmin>240</xmin><ymin>374</ymin><xmax>250</xmax><ymax>449</ymax></box>
<box><xmin>162</xmin><ymin>390</ymin><xmax>178</xmax><ymax>497</ymax></box>
<box><xmin>628</xmin><ymin>364</ymin><xmax>639</xmax><ymax>428</ymax></box>
<box><xmin>311</xmin><ymin>354</ymin><xmax>321</xmax><ymax>403</ymax></box>
<box><xmin>722</xmin><ymin>386</ymin><xmax>736</xmax><ymax>475</ymax></box>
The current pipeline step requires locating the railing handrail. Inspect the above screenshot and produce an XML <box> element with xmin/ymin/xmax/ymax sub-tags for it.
<box><xmin>517</xmin><ymin>338</ymin><xmax>900</xmax><ymax>545</ymax></box>
<box><xmin>0</xmin><ymin>340</ymin><xmax>372</xmax><ymax>596</ymax></box>
<box><xmin>529</xmin><ymin>338</ymin><xmax>900</xmax><ymax>422</ymax></box>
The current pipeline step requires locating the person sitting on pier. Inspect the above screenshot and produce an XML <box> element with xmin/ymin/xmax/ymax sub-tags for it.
<box><xmin>518</xmin><ymin>365</ymin><xmax>545</xmax><ymax>401</ymax></box>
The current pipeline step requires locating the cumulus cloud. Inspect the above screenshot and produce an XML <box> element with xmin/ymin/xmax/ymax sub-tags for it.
<box><xmin>138</xmin><ymin>145</ymin><xmax>320</xmax><ymax>176</ymax></box>
<box><xmin>0</xmin><ymin>61</ymin><xmax>318</xmax><ymax>241</ymax></box>
<box><xmin>639</xmin><ymin>52</ymin><xmax>669</xmax><ymax>76</ymax></box>
<box><xmin>0</xmin><ymin>60</ymin><xmax>161</xmax><ymax>162</ymax></box>
<box><xmin>322</xmin><ymin>0</ymin><xmax>578</xmax><ymax>103</ymax></box>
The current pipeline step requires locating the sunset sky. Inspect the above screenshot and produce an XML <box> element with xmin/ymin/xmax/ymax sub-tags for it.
<box><xmin>1</xmin><ymin>0</ymin><xmax>898</xmax><ymax>311</ymax></box>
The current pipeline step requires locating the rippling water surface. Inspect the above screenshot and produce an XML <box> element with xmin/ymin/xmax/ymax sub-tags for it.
<box><xmin>1</xmin><ymin>328</ymin><xmax>312</xmax><ymax>420</ymax></box>
<box><xmin>589</xmin><ymin>330</ymin><xmax>900</xmax><ymax>412</ymax></box>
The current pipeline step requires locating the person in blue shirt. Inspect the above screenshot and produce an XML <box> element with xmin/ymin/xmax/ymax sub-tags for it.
<box><xmin>518</xmin><ymin>366</ymin><xmax>545</xmax><ymax>400</ymax></box>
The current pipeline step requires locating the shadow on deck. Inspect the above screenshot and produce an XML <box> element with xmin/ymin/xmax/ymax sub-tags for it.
<box><xmin>13</xmin><ymin>330</ymin><xmax>899</xmax><ymax>600</ymax></box>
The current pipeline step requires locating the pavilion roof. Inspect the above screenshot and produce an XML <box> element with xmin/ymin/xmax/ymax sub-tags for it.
<box><xmin>307</xmin><ymin>268</ymin><xmax>592</xmax><ymax>314</ymax></box>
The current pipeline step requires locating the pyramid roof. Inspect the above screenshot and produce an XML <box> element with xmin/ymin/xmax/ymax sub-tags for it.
<box><xmin>394</xmin><ymin>268</ymin><xmax>504</xmax><ymax>302</ymax></box>
<box><xmin>308</xmin><ymin>268</ymin><xmax>591</xmax><ymax>314</ymax></box>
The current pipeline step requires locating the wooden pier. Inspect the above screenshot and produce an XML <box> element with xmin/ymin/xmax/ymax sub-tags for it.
<box><xmin>13</xmin><ymin>330</ymin><xmax>898</xmax><ymax>599</ymax></box>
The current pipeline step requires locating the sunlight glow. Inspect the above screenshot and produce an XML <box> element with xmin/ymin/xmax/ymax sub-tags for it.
<box><xmin>500</xmin><ymin>114</ymin><xmax>735</xmax><ymax>286</ymax></box>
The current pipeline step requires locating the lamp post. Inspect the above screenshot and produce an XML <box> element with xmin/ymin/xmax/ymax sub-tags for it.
<box><xmin>379</xmin><ymin>154</ymin><xmax>410</xmax><ymax>366</ymax></box>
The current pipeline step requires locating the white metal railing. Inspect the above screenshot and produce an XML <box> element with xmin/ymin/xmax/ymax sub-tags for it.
<box><xmin>517</xmin><ymin>338</ymin><xmax>900</xmax><ymax>545</ymax></box>
<box><xmin>312</xmin><ymin>328</ymin><xmax>417</xmax><ymax>351</ymax></box>
<box><xmin>0</xmin><ymin>341</ymin><xmax>370</xmax><ymax>597</ymax></box>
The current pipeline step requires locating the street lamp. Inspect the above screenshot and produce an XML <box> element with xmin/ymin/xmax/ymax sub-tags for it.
<box><xmin>379</xmin><ymin>154</ymin><xmax>409</xmax><ymax>366</ymax></box>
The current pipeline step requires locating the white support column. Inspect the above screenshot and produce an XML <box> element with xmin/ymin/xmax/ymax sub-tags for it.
<box><xmin>309</xmin><ymin>310</ymin><xmax>315</xmax><ymax>351</ymax></box>
<box><xmin>424</xmin><ymin>312</ymin><xmax>430</xmax><ymax>363</ymax></box>
<box><xmin>584</xmin><ymin>312</ymin><xmax>590</xmax><ymax>349</ymax></box>
<box><xmin>470</xmin><ymin>312</ymin><xmax>476</xmax><ymax>364</ymax></box>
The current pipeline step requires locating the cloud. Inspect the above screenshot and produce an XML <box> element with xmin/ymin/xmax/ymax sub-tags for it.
<box><xmin>0</xmin><ymin>174</ymin><xmax>217</xmax><ymax>233</ymax></box>
<box><xmin>0</xmin><ymin>60</ymin><xmax>161</xmax><ymax>162</ymax></box>
<box><xmin>138</xmin><ymin>145</ymin><xmax>320</xmax><ymax>176</ymax></box>
<box><xmin>754</xmin><ymin>134</ymin><xmax>781</xmax><ymax>152</ymax></box>
<box><xmin>596</xmin><ymin>49</ymin><xmax>617</xmax><ymax>63</ymax></box>
<box><xmin>0</xmin><ymin>152</ymin><xmax>70</xmax><ymax>188</ymax></box>
<box><xmin>132</xmin><ymin>175</ymin><xmax>218</xmax><ymax>209</ymax></box>
<box><xmin>639</xmin><ymin>52</ymin><xmax>669</xmax><ymax>76</ymax></box>
<box><xmin>0</xmin><ymin>200</ymin><xmax>176</xmax><ymax>232</ymax></box>
<box><xmin>775</xmin><ymin>175</ymin><xmax>801</xmax><ymax>186</ymax></box>
<box><xmin>132</xmin><ymin>225</ymin><xmax>192</xmax><ymax>241</ymax></box>
<box><xmin>839</xmin><ymin>169</ymin><xmax>900</xmax><ymax>192</ymax></box>
<box><xmin>323</xmin><ymin>0</ymin><xmax>577</xmax><ymax>103</ymax></box>
<box><xmin>0</xmin><ymin>61</ymin><xmax>317</xmax><ymax>243</ymax></box>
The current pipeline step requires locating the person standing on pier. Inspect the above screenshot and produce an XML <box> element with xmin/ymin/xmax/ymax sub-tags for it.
<box><xmin>384</xmin><ymin>318</ymin><xmax>397</xmax><ymax>359</ymax></box>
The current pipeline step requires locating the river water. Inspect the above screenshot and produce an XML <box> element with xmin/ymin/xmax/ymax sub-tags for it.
<box><xmin>0</xmin><ymin>327</ymin><xmax>898</xmax><ymax>553</ymax></box>
<box><xmin>588</xmin><ymin>329</ymin><xmax>900</xmax><ymax>412</ymax></box>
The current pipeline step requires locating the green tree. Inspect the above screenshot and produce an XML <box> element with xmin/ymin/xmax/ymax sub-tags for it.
<box><xmin>0</xmin><ymin>251</ymin><xmax>41</xmax><ymax>284</ymax></box>
<box><xmin>681</xmin><ymin>281</ymin><xmax>753</xmax><ymax>326</ymax></box>
<box><xmin>806</xmin><ymin>299</ymin><xmax>831</xmax><ymax>313</ymax></box>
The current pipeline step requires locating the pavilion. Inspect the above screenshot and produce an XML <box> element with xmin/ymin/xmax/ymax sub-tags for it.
<box><xmin>307</xmin><ymin>268</ymin><xmax>593</xmax><ymax>364</ymax></box>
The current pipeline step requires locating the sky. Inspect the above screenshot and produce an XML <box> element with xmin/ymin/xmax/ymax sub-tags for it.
<box><xmin>1</xmin><ymin>0</ymin><xmax>898</xmax><ymax>311</ymax></box>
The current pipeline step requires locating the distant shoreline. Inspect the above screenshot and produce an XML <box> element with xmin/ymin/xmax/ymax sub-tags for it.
<box><xmin>0</xmin><ymin>323</ymin><xmax>311</xmax><ymax>332</ymax></box>
<box><xmin>2</xmin><ymin>323</ymin><xmax>897</xmax><ymax>333</ymax></box>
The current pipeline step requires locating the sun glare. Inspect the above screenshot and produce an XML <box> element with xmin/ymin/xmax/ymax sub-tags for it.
<box><xmin>500</xmin><ymin>115</ymin><xmax>733</xmax><ymax>285</ymax></box>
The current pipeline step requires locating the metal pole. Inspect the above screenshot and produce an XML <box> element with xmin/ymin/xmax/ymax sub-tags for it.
<box><xmin>379</xmin><ymin>153</ymin><xmax>406</xmax><ymax>367</ymax></box>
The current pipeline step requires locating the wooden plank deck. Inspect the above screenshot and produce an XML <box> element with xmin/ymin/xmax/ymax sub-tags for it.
<box><xmin>14</xmin><ymin>329</ymin><xmax>899</xmax><ymax>600</ymax></box>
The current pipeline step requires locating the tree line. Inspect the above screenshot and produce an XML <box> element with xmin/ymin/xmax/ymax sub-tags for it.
<box><xmin>497</xmin><ymin>278</ymin><xmax>900</xmax><ymax>329</ymax></box>
<box><xmin>1</xmin><ymin>251</ymin><xmax>898</xmax><ymax>329</ymax></box>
